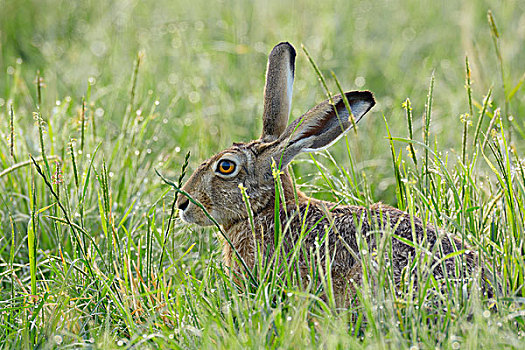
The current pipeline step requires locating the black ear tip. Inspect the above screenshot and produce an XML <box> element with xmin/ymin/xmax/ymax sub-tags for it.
<box><xmin>362</xmin><ymin>90</ymin><xmax>376</xmax><ymax>106</ymax></box>
<box><xmin>271</xmin><ymin>42</ymin><xmax>297</xmax><ymax>59</ymax></box>
<box><xmin>344</xmin><ymin>90</ymin><xmax>376</xmax><ymax>106</ymax></box>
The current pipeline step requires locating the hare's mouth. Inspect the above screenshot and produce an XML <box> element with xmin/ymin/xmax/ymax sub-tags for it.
<box><xmin>178</xmin><ymin>208</ymin><xmax>192</xmax><ymax>223</ymax></box>
<box><xmin>179</xmin><ymin>203</ymin><xmax>215</xmax><ymax>227</ymax></box>
<box><xmin>178</xmin><ymin>197</ymin><xmax>199</xmax><ymax>224</ymax></box>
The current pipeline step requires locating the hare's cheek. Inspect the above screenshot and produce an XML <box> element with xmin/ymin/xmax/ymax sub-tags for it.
<box><xmin>195</xmin><ymin>211</ymin><xmax>215</xmax><ymax>226</ymax></box>
<box><xmin>208</xmin><ymin>209</ymin><xmax>222</xmax><ymax>222</ymax></box>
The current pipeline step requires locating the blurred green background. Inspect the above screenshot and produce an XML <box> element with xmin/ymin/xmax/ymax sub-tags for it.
<box><xmin>1</xmin><ymin>0</ymin><xmax>524</xmax><ymax>199</ymax></box>
<box><xmin>1</xmin><ymin>0</ymin><xmax>525</xmax><ymax>346</ymax></box>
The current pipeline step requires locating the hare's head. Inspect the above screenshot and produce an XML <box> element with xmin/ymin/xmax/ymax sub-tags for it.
<box><xmin>176</xmin><ymin>42</ymin><xmax>375</xmax><ymax>227</ymax></box>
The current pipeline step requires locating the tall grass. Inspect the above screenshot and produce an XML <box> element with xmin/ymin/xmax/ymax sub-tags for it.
<box><xmin>1</xmin><ymin>0</ymin><xmax>525</xmax><ymax>348</ymax></box>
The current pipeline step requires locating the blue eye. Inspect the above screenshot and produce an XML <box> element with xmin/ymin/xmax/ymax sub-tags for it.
<box><xmin>217</xmin><ymin>159</ymin><xmax>236</xmax><ymax>175</ymax></box>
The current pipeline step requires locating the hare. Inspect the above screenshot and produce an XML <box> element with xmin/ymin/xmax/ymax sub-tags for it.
<box><xmin>176</xmin><ymin>42</ymin><xmax>477</xmax><ymax>304</ymax></box>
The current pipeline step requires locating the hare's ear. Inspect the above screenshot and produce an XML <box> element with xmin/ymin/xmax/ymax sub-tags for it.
<box><xmin>275</xmin><ymin>91</ymin><xmax>375</xmax><ymax>166</ymax></box>
<box><xmin>261</xmin><ymin>42</ymin><xmax>296</xmax><ymax>142</ymax></box>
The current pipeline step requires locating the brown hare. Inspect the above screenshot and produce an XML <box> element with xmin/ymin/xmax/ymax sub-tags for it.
<box><xmin>176</xmin><ymin>42</ymin><xmax>477</xmax><ymax>305</ymax></box>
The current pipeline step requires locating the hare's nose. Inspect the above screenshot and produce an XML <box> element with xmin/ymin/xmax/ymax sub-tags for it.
<box><xmin>177</xmin><ymin>198</ymin><xmax>189</xmax><ymax>211</ymax></box>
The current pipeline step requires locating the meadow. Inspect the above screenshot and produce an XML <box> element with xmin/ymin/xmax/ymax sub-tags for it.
<box><xmin>1</xmin><ymin>0</ymin><xmax>525</xmax><ymax>348</ymax></box>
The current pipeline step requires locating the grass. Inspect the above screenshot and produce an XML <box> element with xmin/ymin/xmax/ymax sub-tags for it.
<box><xmin>1</xmin><ymin>0</ymin><xmax>525</xmax><ymax>348</ymax></box>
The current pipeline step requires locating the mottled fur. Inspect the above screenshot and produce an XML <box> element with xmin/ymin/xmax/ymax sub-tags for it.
<box><xmin>176</xmin><ymin>42</ymin><xmax>477</xmax><ymax>305</ymax></box>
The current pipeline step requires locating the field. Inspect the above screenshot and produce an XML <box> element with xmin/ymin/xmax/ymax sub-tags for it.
<box><xmin>1</xmin><ymin>0</ymin><xmax>525</xmax><ymax>348</ymax></box>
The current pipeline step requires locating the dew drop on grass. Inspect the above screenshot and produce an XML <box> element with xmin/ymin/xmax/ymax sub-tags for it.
<box><xmin>163</xmin><ymin>118</ymin><xmax>168</xmax><ymax>124</ymax></box>
<box><xmin>483</xmin><ymin>310</ymin><xmax>490</xmax><ymax>318</ymax></box>
<box><xmin>56</xmin><ymin>100</ymin><xmax>61</xmax><ymax>106</ymax></box>
<box><xmin>354</xmin><ymin>76</ymin><xmax>366</xmax><ymax>88</ymax></box>
<box><xmin>7</xmin><ymin>66</ymin><xmax>15</xmax><ymax>75</ymax></box>
<box><xmin>109</xmin><ymin>172</ymin><xmax>114</xmax><ymax>178</ymax></box>
<box><xmin>117</xmin><ymin>340</ymin><xmax>124</xmax><ymax>346</ymax></box>
<box><xmin>54</xmin><ymin>335</ymin><xmax>63</xmax><ymax>345</ymax></box>
<box><xmin>135</xmin><ymin>150</ymin><xmax>140</xmax><ymax>156</ymax></box>
<box><xmin>189</xmin><ymin>91</ymin><xmax>201</xmax><ymax>104</ymax></box>
<box><xmin>155</xmin><ymin>100</ymin><xmax>160</xmax><ymax>106</ymax></box>
<box><xmin>175</xmin><ymin>147</ymin><xmax>181</xmax><ymax>153</ymax></box>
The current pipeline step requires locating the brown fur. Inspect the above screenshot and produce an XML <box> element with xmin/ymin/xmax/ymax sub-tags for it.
<box><xmin>176</xmin><ymin>42</ymin><xmax>478</xmax><ymax>305</ymax></box>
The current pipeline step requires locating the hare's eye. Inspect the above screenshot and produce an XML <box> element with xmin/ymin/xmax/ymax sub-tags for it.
<box><xmin>217</xmin><ymin>159</ymin><xmax>236</xmax><ymax>175</ymax></box>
